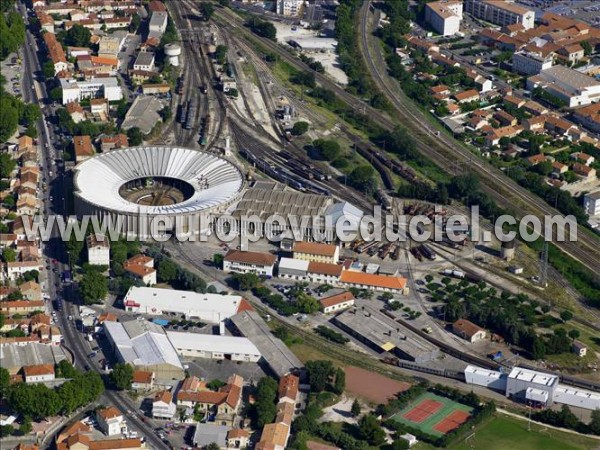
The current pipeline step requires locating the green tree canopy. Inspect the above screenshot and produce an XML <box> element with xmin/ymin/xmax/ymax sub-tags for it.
<box><xmin>80</xmin><ymin>270</ymin><xmax>108</xmax><ymax>304</ymax></box>
<box><xmin>313</xmin><ymin>139</ymin><xmax>341</xmax><ymax>161</ymax></box>
<box><xmin>64</xmin><ymin>24</ymin><xmax>91</xmax><ymax>47</ymax></box>
<box><xmin>291</xmin><ymin>121</ymin><xmax>309</xmax><ymax>136</ymax></box>
<box><xmin>110</xmin><ymin>363</ymin><xmax>134</xmax><ymax>390</ymax></box>
<box><xmin>127</xmin><ymin>127</ymin><xmax>144</xmax><ymax>145</ymax></box>
<box><xmin>305</xmin><ymin>360</ymin><xmax>334</xmax><ymax>392</ymax></box>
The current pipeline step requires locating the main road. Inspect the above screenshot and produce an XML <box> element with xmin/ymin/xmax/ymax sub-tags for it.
<box><xmin>18</xmin><ymin>3</ymin><xmax>169</xmax><ymax>448</ymax></box>
<box><xmin>203</xmin><ymin>2</ymin><xmax>600</xmax><ymax>277</ymax></box>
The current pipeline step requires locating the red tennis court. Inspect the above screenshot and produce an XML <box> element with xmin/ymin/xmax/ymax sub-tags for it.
<box><xmin>402</xmin><ymin>399</ymin><xmax>443</xmax><ymax>423</ymax></box>
<box><xmin>433</xmin><ymin>410</ymin><xmax>471</xmax><ymax>433</ymax></box>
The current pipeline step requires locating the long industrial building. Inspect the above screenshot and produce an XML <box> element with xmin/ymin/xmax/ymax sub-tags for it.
<box><xmin>465</xmin><ymin>365</ymin><xmax>600</xmax><ymax>410</ymax></box>
<box><xmin>332</xmin><ymin>307</ymin><xmax>439</xmax><ymax>364</ymax></box>
<box><xmin>123</xmin><ymin>286</ymin><xmax>253</xmax><ymax>323</ymax></box>
<box><xmin>166</xmin><ymin>332</ymin><xmax>261</xmax><ymax>362</ymax></box>
<box><xmin>228</xmin><ymin>310</ymin><xmax>303</xmax><ymax>378</ymax></box>
<box><xmin>103</xmin><ymin>319</ymin><xmax>184</xmax><ymax>380</ymax></box>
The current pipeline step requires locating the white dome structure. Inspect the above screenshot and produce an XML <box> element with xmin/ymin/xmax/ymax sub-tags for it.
<box><xmin>74</xmin><ymin>146</ymin><xmax>244</xmax><ymax>238</ymax></box>
<box><xmin>164</xmin><ymin>43</ymin><xmax>181</xmax><ymax>67</ymax></box>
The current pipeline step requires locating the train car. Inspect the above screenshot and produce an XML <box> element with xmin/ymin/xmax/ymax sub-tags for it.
<box><xmin>200</xmin><ymin>84</ymin><xmax>208</xmax><ymax>94</ymax></box>
<box><xmin>376</xmin><ymin>189</ymin><xmax>393</xmax><ymax>211</ymax></box>
<box><xmin>178</xmin><ymin>102</ymin><xmax>187</xmax><ymax>124</ymax></box>
<box><xmin>184</xmin><ymin>98</ymin><xmax>198</xmax><ymax>130</ymax></box>
<box><xmin>391</xmin><ymin>245</ymin><xmax>401</xmax><ymax>261</ymax></box>
<box><xmin>420</xmin><ymin>244</ymin><xmax>437</xmax><ymax>261</ymax></box>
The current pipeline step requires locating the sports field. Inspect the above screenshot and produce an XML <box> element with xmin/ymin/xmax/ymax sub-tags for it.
<box><xmin>390</xmin><ymin>392</ymin><xmax>474</xmax><ymax>437</ymax></box>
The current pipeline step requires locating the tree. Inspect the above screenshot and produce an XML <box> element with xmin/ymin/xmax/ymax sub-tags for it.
<box><xmin>199</xmin><ymin>2</ymin><xmax>214</xmax><ymax>21</ymax></box>
<box><xmin>531</xmin><ymin>336</ymin><xmax>546</xmax><ymax>360</ymax></box>
<box><xmin>253</xmin><ymin>376</ymin><xmax>278</xmax><ymax>428</ymax></box>
<box><xmin>313</xmin><ymin>139</ymin><xmax>341</xmax><ymax>161</ymax></box>
<box><xmin>581</xmin><ymin>40</ymin><xmax>593</xmax><ymax>57</ymax></box>
<box><xmin>0</xmin><ymin>367</ymin><xmax>9</xmax><ymax>399</ymax></box>
<box><xmin>297</xmin><ymin>293</ymin><xmax>319</xmax><ymax>314</ymax></box>
<box><xmin>43</xmin><ymin>60</ymin><xmax>56</xmax><ymax>79</ymax></box>
<box><xmin>19</xmin><ymin>416</ymin><xmax>32</xmax><ymax>435</ymax></box>
<box><xmin>218</xmin><ymin>0</ymin><xmax>230</xmax><ymax>6</ymax></box>
<box><xmin>305</xmin><ymin>360</ymin><xmax>334</xmax><ymax>392</ymax></box>
<box><xmin>231</xmin><ymin>272</ymin><xmax>259</xmax><ymax>291</ymax></box>
<box><xmin>64</xmin><ymin>24</ymin><xmax>91</xmax><ymax>47</ymax></box>
<box><xmin>127</xmin><ymin>127</ymin><xmax>144</xmax><ymax>146</ymax></box>
<box><xmin>205</xmin><ymin>444</ymin><xmax>220</xmax><ymax>450</ymax></box>
<box><xmin>56</xmin><ymin>360</ymin><xmax>78</xmax><ymax>379</ymax></box>
<box><xmin>560</xmin><ymin>310</ymin><xmax>573</xmax><ymax>323</ymax></box>
<box><xmin>212</xmin><ymin>253</ymin><xmax>224</xmax><ymax>268</ymax></box>
<box><xmin>568</xmin><ymin>329</ymin><xmax>580</xmax><ymax>341</ymax></box>
<box><xmin>49</xmin><ymin>87</ymin><xmax>63</xmax><ymax>102</ymax></box>
<box><xmin>333</xmin><ymin>367</ymin><xmax>345</xmax><ymax>394</ymax></box>
<box><xmin>351</xmin><ymin>398</ymin><xmax>361</xmax><ymax>417</ymax></box>
<box><xmin>206</xmin><ymin>379</ymin><xmax>226</xmax><ymax>391</ymax></box>
<box><xmin>1</xmin><ymin>247</ymin><xmax>16</xmax><ymax>263</ymax></box>
<box><xmin>391</xmin><ymin>440</ymin><xmax>410</xmax><ymax>450</ymax></box>
<box><xmin>590</xmin><ymin>408</ymin><xmax>600</xmax><ymax>435</ymax></box>
<box><xmin>110</xmin><ymin>363</ymin><xmax>134</xmax><ymax>390</ymax></box>
<box><xmin>358</xmin><ymin>414</ymin><xmax>386</xmax><ymax>446</ymax></box>
<box><xmin>157</xmin><ymin>259</ymin><xmax>178</xmax><ymax>283</ymax></box>
<box><xmin>348</xmin><ymin>165</ymin><xmax>376</xmax><ymax>193</ymax></box>
<box><xmin>80</xmin><ymin>270</ymin><xmax>108</xmax><ymax>304</ymax></box>
<box><xmin>0</xmin><ymin>153</ymin><xmax>17</xmax><ymax>178</ymax></box>
<box><xmin>291</xmin><ymin>121</ymin><xmax>309</xmax><ymax>136</ymax></box>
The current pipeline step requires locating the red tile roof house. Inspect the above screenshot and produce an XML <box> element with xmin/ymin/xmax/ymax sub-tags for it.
<box><xmin>223</xmin><ymin>250</ymin><xmax>277</xmax><ymax>277</ymax></box>
<box><xmin>319</xmin><ymin>291</ymin><xmax>355</xmax><ymax>314</ymax></box>
<box><xmin>452</xmin><ymin>319</ymin><xmax>487</xmax><ymax>343</ymax></box>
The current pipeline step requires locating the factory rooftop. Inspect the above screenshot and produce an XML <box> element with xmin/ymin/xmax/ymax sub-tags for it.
<box><xmin>508</xmin><ymin>367</ymin><xmax>559</xmax><ymax>386</ymax></box>
<box><xmin>332</xmin><ymin>307</ymin><xmax>438</xmax><ymax>363</ymax></box>
<box><xmin>0</xmin><ymin>343</ymin><xmax>69</xmax><ymax>373</ymax></box>
<box><xmin>103</xmin><ymin>319</ymin><xmax>183</xmax><ymax>371</ymax></box>
<box><xmin>233</xmin><ymin>187</ymin><xmax>332</xmax><ymax>220</ymax></box>
<box><xmin>228</xmin><ymin>310</ymin><xmax>303</xmax><ymax>378</ymax></box>
<box><xmin>166</xmin><ymin>332</ymin><xmax>261</xmax><ymax>357</ymax></box>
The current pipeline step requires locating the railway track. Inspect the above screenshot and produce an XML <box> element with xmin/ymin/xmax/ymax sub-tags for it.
<box><xmin>206</xmin><ymin>4</ymin><xmax>600</xmax><ymax>277</ymax></box>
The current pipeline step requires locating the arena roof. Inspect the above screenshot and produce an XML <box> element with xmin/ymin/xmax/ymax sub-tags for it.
<box><xmin>73</xmin><ymin>146</ymin><xmax>244</xmax><ymax>215</ymax></box>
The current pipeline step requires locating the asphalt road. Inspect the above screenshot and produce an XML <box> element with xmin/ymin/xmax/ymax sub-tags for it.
<box><xmin>18</xmin><ymin>3</ymin><xmax>170</xmax><ymax>448</ymax></box>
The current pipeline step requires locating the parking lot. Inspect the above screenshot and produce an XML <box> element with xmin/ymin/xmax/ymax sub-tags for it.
<box><xmin>1</xmin><ymin>52</ymin><xmax>23</xmax><ymax>97</ymax></box>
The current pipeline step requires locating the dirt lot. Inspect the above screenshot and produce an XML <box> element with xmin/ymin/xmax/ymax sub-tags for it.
<box><xmin>344</xmin><ymin>366</ymin><xmax>411</xmax><ymax>404</ymax></box>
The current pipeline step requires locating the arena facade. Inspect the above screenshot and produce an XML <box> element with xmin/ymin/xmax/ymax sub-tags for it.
<box><xmin>73</xmin><ymin>146</ymin><xmax>245</xmax><ymax>238</ymax></box>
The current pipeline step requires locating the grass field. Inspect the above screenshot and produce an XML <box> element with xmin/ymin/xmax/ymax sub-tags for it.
<box><xmin>415</xmin><ymin>415</ymin><xmax>600</xmax><ymax>450</ymax></box>
<box><xmin>390</xmin><ymin>392</ymin><xmax>473</xmax><ymax>438</ymax></box>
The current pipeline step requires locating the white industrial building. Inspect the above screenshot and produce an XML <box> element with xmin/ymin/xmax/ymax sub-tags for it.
<box><xmin>123</xmin><ymin>286</ymin><xmax>253</xmax><ymax>323</ymax></box>
<box><xmin>425</xmin><ymin>1</ymin><xmax>463</xmax><ymax>36</ymax></box>
<box><xmin>512</xmin><ymin>50</ymin><xmax>553</xmax><ymax>76</ymax></box>
<box><xmin>465</xmin><ymin>365</ymin><xmax>600</xmax><ymax>410</ymax></box>
<box><xmin>103</xmin><ymin>319</ymin><xmax>184</xmax><ymax>380</ymax></box>
<box><xmin>278</xmin><ymin>257</ymin><xmax>309</xmax><ymax>280</ymax></box>
<box><xmin>527</xmin><ymin>66</ymin><xmax>600</xmax><ymax>107</ymax></box>
<box><xmin>288</xmin><ymin>37</ymin><xmax>338</xmax><ymax>52</ymax></box>
<box><xmin>464</xmin><ymin>365</ymin><xmax>507</xmax><ymax>391</ymax></box>
<box><xmin>133</xmin><ymin>52</ymin><xmax>155</xmax><ymax>72</ymax></box>
<box><xmin>464</xmin><ymin>0</ymin><xmax>535</xmax><ymax>30</ymax></box>
<box><xmin>166</xmin><ymin>332</ymin><xmax>261</xmax><ymax>362</ymax></box>
<box><xmin>583</xmin><ymin>190</ymin><xmax>600</xmax><ymax>216</ymax></box>
<box><xmin>149</xmin><ymin>11</ymin><xmax>168</xmax><ymax>39</ymax></box>
<box><xmin>60</xmin><ymin>77</ymin><xmax>123</xmax><ymax>104</ymax></box>
<box><xmin>223</xmin><ymin>250</ymin><xmax>277</xmax><ymax>277</ymax></box>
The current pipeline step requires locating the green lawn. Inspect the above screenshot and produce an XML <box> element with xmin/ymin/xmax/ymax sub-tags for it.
<box><xmin>415</xmin><ymin>415</ymin><xmax>599</xmax><ymax>450</ymax></box>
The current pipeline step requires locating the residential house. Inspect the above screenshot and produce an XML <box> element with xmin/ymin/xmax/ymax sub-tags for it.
<box><xmin>131</xmin><ymin>370</ymin><xmax>155</xmax><ymax>391</ymax></box>
<box><xmin>552</xmin><ymin>162</ymin><xmax>568</xmax><ymax>176</ymax></box>
<box><xmin>90</xmin><ymin>98</ymin><xmax>109</xmax><ymax>120</ymax></box>
<box><xmin>123</xmin><ymin>255</ymin><xmax>157</xmax><ymax>285</ymax></box>
<box><xmin>152</xmin><ymin>390</ymin><xmax>176</xmax><ymax>419</ymax></box>
<box><xmin>20</xmin><ymin>281</ymin><xmax>41</xmax><ymax>301</ymax></box>
<box><xmin>86</xmin><ymin>233</ymin><xmax>110</xmax><ymax>266</ymax></box>
<box><xmin>96</xmin><ymin>407</ymin><xmax>126</xmax><ymax>436</ymax></box>
<box><xmin>556</xmin><ymin>44</ymin><xmax>585</xmax><ymax>64</ymax></box>
<box><xmin>0</xmin><ymin>301</ymin><xmax>45</xmax><ymax>316</ymax></box>
<box><xmin>572</xmin><ymin>103</ymin><xmax>600</xmax><ymax>134</ymax></box>
<box><xmin>223</xmin><ymin>250</ymin><xmax>277</xmax><ymax>277</ymax></box>
<box><xmin>66</xmin><ymin>102</ymin><xmax>85</xmax><ymax>123</ymax></box>
<box><xmin>99</xmin><ymin>134</ymin><xmax>129</xmax><ymax>152</ymax></box>
<box><xmin>452</xmin><ymin>319</ymin><xmax>487</xmax><ymax>343</ymax></box>
<box><xmin>278</xmin><ymin>374</ymin><xmax>300</xmax><ymax>408</ymax></box>
<box><xmin>293</xmin><ymin>242</ymin><xmax>339</xmax><ymax>264</ymax></box>
<box><xmin>23</xmin><ymin>364</ymin><xmax>55</xmax><ymax>383</ymax></box>
<box><xmin>570</xmin><ymin>152</ymin><xmax>595</xmax><ymax>166</ymax></box>
<box><xmin>133</xmin><ymin>52</ymin><xmax>155</xmax><ymax>72</ymax></box>
<box><xmin>73</xmin><ymin>135</ymin><xmax>94</xmax><ymax>162</ymax></box>
<box><xmin>306</xmin><ymin>262</ymin><xmax>343</xmax><ymax>285</ymax></box>
<box><xmin>454</xmin><ymin>89</ymin><xmax>480</xmax><ymax>104</ymax></box>
<box><xmin>573</xmin><ymin>163</ymin><xmax>596</xmax><ymax>180</ymax></box>
<box><xmin>319</xmin><ymin>291</ymin><xmax>355</xmax><ymax>314</ymax></box>
<box><xmin>494</xmin><ymin>110</ymin><xmax>517</xmax><ymax>126</ymax></box>
<box><xmin>5</xmin><ymin>261</ymin><xmax>42</xmax><ymax>281</ymax></box>
<box><xmin>226</xmin><ymin>429</ymin><xmax>250</xmax><ymax>449</ymax></box>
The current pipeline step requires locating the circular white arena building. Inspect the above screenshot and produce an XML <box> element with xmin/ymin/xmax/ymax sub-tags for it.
<box><xmin>73</xmin><ymin>146</ymin><xmax>245</xmax><ymax>238</ymax></box>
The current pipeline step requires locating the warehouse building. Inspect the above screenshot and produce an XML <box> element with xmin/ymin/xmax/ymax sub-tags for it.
<box><xmin>228</xmin><ymin>310</ymin><xmax>303</xmax><ymax>378</ymax></box>
<box><xmin>103</xmin><ymin>319</ymin><xmax>184</xmax><ymax>380</ymax></box>
<box><xmin>123</xmin><ymin>286</ymin><xmax>253</xmax><ymax>323</ymax></box>
<box><xmin>464</xmin><ymin>365</ymin><xmax>507</xmax><ymax>391</ymax></box>
<box><xmin>166</xmin><ymin>332</ymin><xmax>261</xmax><ymax>362</ymax></box>
<box><xmin>0</xmin><ymin>342</ymin><xmax>69</xmax><ymax>375</ymax></box>
<box><xmin>466</xmin><ymin>365</ymin><xmax>600</xmax><ymax>410</ymax></box>
<box><xmin>332</xmin><ymin>307</ymin><xmax>439</xmax><ymax>364</ymax></box>
<box><xmin>278</xmin><ymin>258</ymin><xmax>309</xmax><ymax>280</ymax></box>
